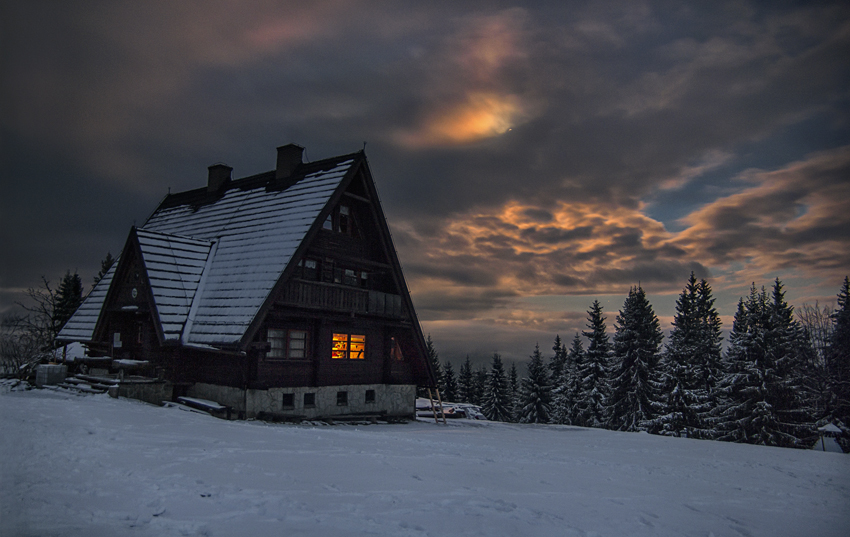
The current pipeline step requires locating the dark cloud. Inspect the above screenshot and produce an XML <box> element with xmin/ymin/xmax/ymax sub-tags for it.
<box><xmin>2</xmin><ymin>1</ymin><xmax>849</xmax><ymax>359</ymax></box>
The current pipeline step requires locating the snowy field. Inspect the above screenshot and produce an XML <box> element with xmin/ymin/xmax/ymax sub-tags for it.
<box><xmin>2</xmin><ymin>387</ymin><xmax>849</xmax><ymax>537</ymax></box>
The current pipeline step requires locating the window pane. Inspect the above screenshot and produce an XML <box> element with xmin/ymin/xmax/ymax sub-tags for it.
<box><xmin>288</xmin><ymin>329</ymin><xmax>305</xmax><ymax>359</ymax></box>
<box><xmin>268</xmin><ymin>329</ymin><xmax>286</xmax><ymax>358</ymax></box>
<box><xmin>350</xmin><ymin>335</ymin><xmax>365</xmax><ymax>359</ymax></box>
<box><xmin>332</xmin><ymin>333</ymin><xmax>348</xmax><ymax>359</ymax></box>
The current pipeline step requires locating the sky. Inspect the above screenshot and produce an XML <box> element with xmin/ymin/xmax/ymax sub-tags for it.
<box><xmin>2</xmin><ymin>1</ymin><xmax>849</xmax><ymax>366</ymax></box>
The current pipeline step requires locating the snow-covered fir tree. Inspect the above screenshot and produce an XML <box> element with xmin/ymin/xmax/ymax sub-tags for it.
<box><xmin>425</xmin><ymin>335</ymin><xmax>443</xmax><ymax>395</ymax></box>
<box><xmin>551</xmin><ymin>333</ymin><xmax>583</xmax><ymax>425</ymax></box>
<box><xmin>442</xmin><ymin>361</ymin><xmax>458</xmax><ymax>402</ymax></box>
<box><xmin>458</xmin><ymin>356</ymin><xmax>474</xmax><ymax>403</ymax></box>
<box><xmin>716</xmin><ymin>280</ymin><xmax>813</xmax><ymax>448</ymax></box>
<box><xmin>575</xmin><ymin>300</ymin><xmax>611</xmax><ymax>428</ymax></box>
<box><xmin>473</xmin><ymin>365</ymin><xmax>489</xmax><ymax>405</ymax></box>
<box><xmin>827</xmin><ymin>277</ymin><xmax>850</xmax><ymax>431</ymax></box>
<box><xmin>508</xmin><ymin>362</ymin><xmax>519</xmax><ymax>422</ymax></box>
<box><xmin>653</xmin><ymin>274</ymin><xmax>721</xmax><ymax>438</ymax></box>
<box><xmin>607</xmin><ymin>286</ymin><xmax>664</xmax><ymax>432</ymax></box>
<box><xmin>481</xmin><ymin>354</ymin><xmax>512</xmax><ymax>422</ymax></box>
<box><xmin>54</xmin><ymin>270</ymin><xmax>83</xmax><ymax>334</ymax></box>
<box><xmin>519</xmin><ymin>344</ymin><xmax>551</xmax><ymax>423</ymax></box>
<box><xmin>549</xmin><ymin>335</ymin><xmax>566</xmax><ymax>385</ymax></box>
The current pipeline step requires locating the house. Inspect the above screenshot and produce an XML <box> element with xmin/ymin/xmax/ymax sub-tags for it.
<box><xmin>57</xmin><ymin>144</ymin><xmax>436</xmax><ymax>419</ymax></box>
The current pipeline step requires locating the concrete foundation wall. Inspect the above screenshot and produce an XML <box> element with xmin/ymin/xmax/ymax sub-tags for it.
<box><xmin>116</xmin><ymin>382</ymin><xmax>172</xmax><ymax>406</ymax></box>
<box><xmin>187</xmin><ymin>383</ymin><xmax>416</xmax><ymax>419</ymax></box>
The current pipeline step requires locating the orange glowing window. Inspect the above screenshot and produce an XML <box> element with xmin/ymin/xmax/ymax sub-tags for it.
<box><xmin>332</xmin><ymin>333</ymin><xmax>366</xmax><ymax>359</ymax></box>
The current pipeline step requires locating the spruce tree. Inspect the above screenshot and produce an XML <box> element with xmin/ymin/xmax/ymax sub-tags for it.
<box><xmin>92</xmin><ymin>252</ymin><xmax>115</xmax><ymax>287</ymax></box>
<box><xmin>508</xmin><ymin>361</ymin><xmax>520</xmax><ymax>422</ymax></box>
<box><xmin>53</xmin><ymin>271</ymin><xmax>83</xmax><ymax>335</ymax></box>
<box><xmin>473</xmin><ymin>365</ymin><xmax>489</xmax><ymax>405</ymax></box>
<box><xmin>551</xmin><ymin>333</ymin><xmax>583</xmax><ymax>425</ymax></box>
<box><xmin>575</xmin><ymin>300</ymin><xmax>610</xmax><ymax>427</ymax></box>
<box><xmin>550</xmin><ymin>335</ymin><xmax>566</xmax><ymax>383</ymax></box>
<box><xmin>519</xmin><ymin>344</ymin><xmax>551</xmax><ymax>423</ymax></box>
<box><xmin>607</xmin><ymin>286</ymin><xmax>664</xmax><ymax>432</ymax></box>
<box><xmin>425</xmin><ymin>335</ymin><xmax>443</xmax><ymax>394</ymax></box>
<box><xmin>458</xmin><ymin>356</ymin><xmax>474</xmax><ymax>403</ymax></box>
<box><xmin>481</xmin><ymin>354</ymin><xmax>512</xmax><ymax>422</ymax></box>
<box><xmin>717</xmin><ymin>280</ymin><xmax>813</xmax><ymax>447</ymax></box>
<box><xmin>654</xmin><ymin>274</ymin><xmax>721</xmax><ymax>438</ymax></box>
<box><xmin>442</xmin><ymin>361</ymin><xmax>458</xmax><ymax>402</ymax></box>
<box><xmin>828</xmin><ymin>277</ymin><xmax>850</xmax><ymax>430</ymax></box>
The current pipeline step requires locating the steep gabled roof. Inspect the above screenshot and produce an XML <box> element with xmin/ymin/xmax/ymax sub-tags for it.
<box><xmin>56</xmin><ymin>262</ymin><xmax>118</xmax><ymax>343</ymax></box>
<box><xmin>138</xmin><ymin>155</ymin><xmax>357</xmax><ymax>347</ymax></box>
<box><xmin>135</xmin><ymin>229</ymin><xmax>214</xmax><ymax>342</ymax></box>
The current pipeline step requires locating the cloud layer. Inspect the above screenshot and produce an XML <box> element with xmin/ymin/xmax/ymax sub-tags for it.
<box><xmin>2</xmin><ymin>1</ymin><xmax>849</xmax><ymax>362</ymax></box>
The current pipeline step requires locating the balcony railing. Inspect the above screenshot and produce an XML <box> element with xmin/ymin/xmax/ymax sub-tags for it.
<box><xmin>279</xmin><ymin>280</ymin><xmax>404</xmax><ymax>318</ymax></box>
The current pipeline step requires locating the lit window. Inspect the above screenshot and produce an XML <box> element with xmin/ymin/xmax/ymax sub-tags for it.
<box><xmin>332</xmin><ymin>333</ymin><xmax>366</xmax><ymax>359</ymax></box>
<box><xmin>267</xmin><ymin>329</ymin><xmax>309</xmax><ymax>359</ymax></box>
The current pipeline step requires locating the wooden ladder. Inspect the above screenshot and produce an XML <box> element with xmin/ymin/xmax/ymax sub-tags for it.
<box><xmin>426</xmin><ymin>387</ymin><xmax>447</xmax><ymax>424</ymax></box>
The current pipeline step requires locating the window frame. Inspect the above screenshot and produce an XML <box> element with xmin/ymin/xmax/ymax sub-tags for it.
<box><xmin>266</xmin><ymin>328</ymin><xmax>310</xmax><ymax>360</ymax></box>
<box><xmin>331</xmin><ymin>332</ymin><xmax>366</xmax><ymax>360</ymax></box>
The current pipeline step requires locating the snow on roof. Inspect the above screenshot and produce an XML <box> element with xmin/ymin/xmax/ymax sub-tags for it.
<box><xmin>56</xmin><ymin>261</ymin><xmax>118</xmax><ymax>343</ymax></box>
<box><xmin>141</xmin><ymin>159</ymin><xmax>354</xmax><ymax>346</ymax></box>
<box><xmin>135</xmin><ymin>229</ymin><xmax>213</xmax><ymax>342</ymax></box>
<box><xmin>818</xmin><ymin>423</ymin><xmax>843</xmax><ymax>434</ymax></box>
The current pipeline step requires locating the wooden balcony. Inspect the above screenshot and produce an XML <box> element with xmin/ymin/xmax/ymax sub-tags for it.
<box><xmin>279</xmin><ymin>280</ymin><xmax>404</xmax><ymax>318</ymax></box>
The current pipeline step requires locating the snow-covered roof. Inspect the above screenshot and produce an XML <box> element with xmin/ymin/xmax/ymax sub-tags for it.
<box><xmin>135</xmin><ymin>229</ymin><xmax>214</xmax><ymax>342</ymax></box>
<box><xmin>58</xmin><ymin>152</ymin><xmax>358</xmax><ymax>348</ymax></box>
<box><xmin>818</xmin><ymin>423</ymin><xmax>843</xmax><ymax>435</ymax></box>
<box><xmin>56</xmin><ymin>262</ymin><xmax>118</xmax><ymax>342</ymax></box>
<box><xmin>143</xmin><ymin>159</ymin><xmax>354</xmax><ymax>346</ymax></box>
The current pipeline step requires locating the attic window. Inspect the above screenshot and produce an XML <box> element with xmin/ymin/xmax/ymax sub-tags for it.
<box><xmin>332</xmin><ymin>333</ymin><xmax>365</xmax><ymax>359</ymax></box>
<box><xmin>267</xmin><ymin>329</ymin><xmax>308</xmax><ymax>359</ymax></box>
<box><xmin>323</xmin><ymin>205</ymin><xmax>357</xmax><ymax>236</ymax></box>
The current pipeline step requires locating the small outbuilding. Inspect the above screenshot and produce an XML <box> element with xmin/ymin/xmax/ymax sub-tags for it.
<box><xmin>57</xmin><ymin>144</ymin><xmax>436</xmax><ymax>420</ymax></box>
<box><xmin>812</xmin><ymin>423</ymin><xmax>845</xmax><ymax>453</ymax></box>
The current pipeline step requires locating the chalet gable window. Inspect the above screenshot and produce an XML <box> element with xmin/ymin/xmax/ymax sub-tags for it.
<box><xmin>295</xmin><ymin>258</ymin><xmax>318</xmax><ymax>281</ymax></box>
<box><xmin>267</xmin><ymin>329</ymin><xmax>308</xmax><ymax>359</ymax></box>
<box><xmin>332</xmin><ymin>333</ymin><xmax>365</xmax><ymax>359</ymax></box>
<box><xmin>322</xmin><ymin>205</ymin><xmax>358</xmax><ymax>236</ymax></box>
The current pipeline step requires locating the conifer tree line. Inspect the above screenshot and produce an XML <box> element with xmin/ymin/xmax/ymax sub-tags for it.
<box><xmin>432</xmin><ymin>274</ymin><xmax>850</xmax><ymax>451</ymax></box>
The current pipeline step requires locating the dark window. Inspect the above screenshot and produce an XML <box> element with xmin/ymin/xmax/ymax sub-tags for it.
<box><xmin>338</xmin><ymin>205</ymin><xmax>350</xmax><ymax>234</ymax></box>
<box><xmin>304</xmin><ymin>393</ymin><xmax>316</xmax><ymax>408</ymax></box>
<box><xmin>296</xmin><ymin>258</ymin><xmax>318</xmax><ymax>281</ymax></box>
<box><xmin>337</xmin><ymin>391</ymin><xmax>348</xmax><ymax>406</ymax></box>
<box><xmin>282</xmin><ymin>393</ymin><xmax>295</xmax><ymax>409</ymax></box>
<box><xmin>267</xmin><ymin>329</ymin><xmax>309</xmax><ymax>359</ymax></box>
<box><xmin>365</xmin><ymin>390</ymin><xmax>376</xmax><ymax>404</ymax></box>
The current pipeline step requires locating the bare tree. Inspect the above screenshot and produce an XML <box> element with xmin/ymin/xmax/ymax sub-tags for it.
<box><xmin>798</xmin><ymin>301</ymin><xmax>835</xmax><ymax>419</ymax></box>
<box><xmin>1</xmin><ymin>276</ymin><xmax>75</xmax><ymax>378</ymax></box>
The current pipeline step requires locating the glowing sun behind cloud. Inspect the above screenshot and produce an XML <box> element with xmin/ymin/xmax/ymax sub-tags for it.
<box><xmin>397</xmin><ymin>92</ymin><xmax>527</xmax><ymax>147</ymax></box>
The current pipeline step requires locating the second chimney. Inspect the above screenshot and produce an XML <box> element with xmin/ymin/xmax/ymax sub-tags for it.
<box><xmin>276</xmin><ymin>143</ymin><xmax>304</xmax><ymax>180</ymax></box>
<box><xmin>207</xmin><ymin>163</ymin><xmax>232</xmax><ymax>192</ymax></box>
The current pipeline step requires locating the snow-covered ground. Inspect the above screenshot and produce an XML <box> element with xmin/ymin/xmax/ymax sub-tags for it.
<box><xmin>2</xmin><ymin>387</ymin><xmax>848</xmax><ymax>537</ymax></box>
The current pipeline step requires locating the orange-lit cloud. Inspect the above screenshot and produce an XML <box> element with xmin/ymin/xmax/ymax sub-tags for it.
<box><xmin>394</xmin><ymin>8</ymin><xmax>539</xmax><ymax>147</ymax></box>
<box><xmin>397</xmin><ymin>93</ymin><xmax>528</xmax><ymax>147</ymax></box>
<box><xmin>672</xmin><ymin>144</ymin><xmax>850</xmax><ymax>283</ymax></box>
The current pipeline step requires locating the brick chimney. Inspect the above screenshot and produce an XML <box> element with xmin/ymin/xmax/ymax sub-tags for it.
<box><xmin>207</xmin><ymin>163</ymin><xmax>232</xmax><ymax>192</ymax></box>
<box><xmin>276</xmin><ymin>144</ymin><xmax>304</xmax><ymax>180</ymax></box>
